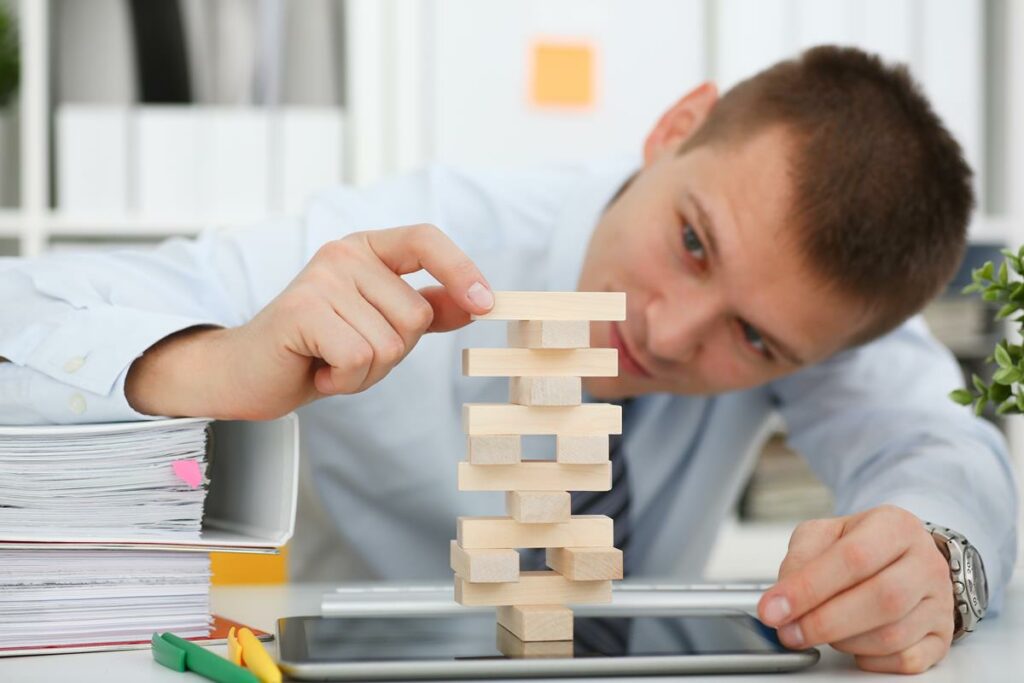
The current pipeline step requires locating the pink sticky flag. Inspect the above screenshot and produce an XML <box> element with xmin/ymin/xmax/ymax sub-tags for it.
<box><xmin>172</xmin><ymin>459</ymin><xmax>203</xmax><ymax>489</ymax></box>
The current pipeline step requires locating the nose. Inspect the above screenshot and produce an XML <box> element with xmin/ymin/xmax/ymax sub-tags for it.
<box><xmin>646</xmin><ymin>291</ymin><xmax>721</xmax><ymax>364</ymax></box>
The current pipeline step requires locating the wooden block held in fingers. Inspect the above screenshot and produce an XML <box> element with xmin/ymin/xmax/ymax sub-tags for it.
<box><xmin>510</xmin><ymin>377</ymin><xmax>582</xmax><ymax>406</ymax></box>
<box><xmin>455</xmin><ymin>569</ymin><xmax>612</xmax><ymax>606</ymax></box>
<box><xmin>546</xmin><ymin>546</ymin><xmax>623</xmax><ymax>581</ymax></box>
<box><xmin>473</xmin><ymin>291</ymin><xmax>626</xmax><ymax>321</ymax></box>
<box><xmin>457</xmin><ymin>515</ymin><xmax>612</xmax><ymax>549</ymax></box>
<box><xmin>508</xmin><ymin>320</ymin><xmax>590</xmax><ymax>349</ymax></box>
<box><xmin>497</xmin><ymin>605</ymin><xmax>574</xmax><ymax>642</ymax></box>
<box><xmin>463</xmin><ymin>403</ymin><xmax>621</xmax><ymax>436</ymax></box>
<box><xmin>449</xmin><ymin>540</ymin><xmax>520</xmax><ymax>583</ymax></box>
<box><xmin>556</xmin><ymin>435</ymin><xmax>609</xmax><ymax>463</ymax></box>
<box><xmin>459</xmin><ymin>461</ymin><xmax>611</xmax><ymax>492</ymax></box>
<box><xmin>467</xmin><ymin>435</ymin><xmax>521</xmax><ymax>464</ymax></box>
<box><xmin>506</xmin><ymin>490</ymin><xmax>571</xmax><ymax>523</ymax></box>
<box><xmin>462</xmin><ymin>348</ymin><xmax>616</xmax><ymax>377</ymax></box>
<box><xmin>496</xmin><ymin>624</ymin><xmax>574</xmax><ymax>657</ymax></box>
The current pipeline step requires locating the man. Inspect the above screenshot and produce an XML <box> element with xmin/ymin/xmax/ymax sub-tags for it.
<box><xmin>0</xmin><ymin>47</ymin><xmax>1017</xmax><ymax>674</ymax></box>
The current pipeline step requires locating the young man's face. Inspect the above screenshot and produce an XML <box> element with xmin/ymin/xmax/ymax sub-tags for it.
<box><xmin>579</xmin><ymin>99</ymin><xmax>870</xmax><ymax>399</ymax></box>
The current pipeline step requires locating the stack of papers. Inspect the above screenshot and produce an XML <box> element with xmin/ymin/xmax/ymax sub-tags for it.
<box><xmin>0</xmin><ymin>550</ymin><xmax>211</xmax><ymax>649</ymax></box>
<box><xmin>0</xmin><ymin>419</ymin><xmax>211</xmax><ymax>540</ymax></box>
<box><xmin>0</xmin><ymin>418</ymin><xmax>214</xmax><ymax>651</ymax></box>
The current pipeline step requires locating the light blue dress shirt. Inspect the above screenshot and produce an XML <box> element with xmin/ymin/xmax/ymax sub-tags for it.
<box><xmin>0</xmin><ymin>159</ymin><xmax>1017</xmax><ymax>611</ymax></box>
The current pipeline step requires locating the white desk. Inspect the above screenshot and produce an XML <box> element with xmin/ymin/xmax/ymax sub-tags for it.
<box><xmin>3</xmin><ymin>579</ymin><xmax>1022</xmax><ymax>682</ymax></box>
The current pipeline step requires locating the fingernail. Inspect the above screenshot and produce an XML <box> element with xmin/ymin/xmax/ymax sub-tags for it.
<box><xmin>467</xmin><ymin>281</ymin><xmax>494</xmax><ymax>310</ymax></box>
<box><xmin>779</xmin><ymin>622</ymin><xmax>804</xmax><ymax>647</ymax></box>
<box><xmin>763</xmin><ymin>596</ymin><xmax>791</xmax><ymax>624</ymax></box>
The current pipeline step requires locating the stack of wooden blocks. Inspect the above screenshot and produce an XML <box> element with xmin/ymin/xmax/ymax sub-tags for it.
<box><xmin>452</xmin><ymin>291</ymin><xmax>627</xmax><ymax>656</ymax></box>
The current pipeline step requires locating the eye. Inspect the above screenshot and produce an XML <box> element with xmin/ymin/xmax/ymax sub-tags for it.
<box><xmin>739</xmin><ymin>320</ymin><xmax>773</xmax><ymax>360</ymax></box>
<box><xmin>682</xmin><ymin>223</ymin><xmax>706</xmax><ymax>263</ymax></box>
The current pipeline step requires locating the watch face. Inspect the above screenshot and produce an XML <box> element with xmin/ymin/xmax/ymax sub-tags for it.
<box><xmin>965</xmin><ymin>546</ymin><xmax>989</xmax><ymax>614</ymax></box>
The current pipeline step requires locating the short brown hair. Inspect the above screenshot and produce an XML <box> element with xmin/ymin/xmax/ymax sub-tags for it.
<box><xmin>682</xmin><ymin>45</ymin><xmax>973</xmax><ymax>344</ymax></box>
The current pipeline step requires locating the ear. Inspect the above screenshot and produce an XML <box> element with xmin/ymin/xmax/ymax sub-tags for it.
<box><xmin>643</xmin><ymin>82</ymin><xmax>719</xmax><ymax>166</ymax></box>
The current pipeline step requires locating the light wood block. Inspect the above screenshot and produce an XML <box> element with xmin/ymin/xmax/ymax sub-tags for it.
<box><xmin>546</xmin><ymin>546</ymin><xmax>623</xmax><ymax>581</ymax></box>
<box><xmin>496</xmin><ymin>624</ymin><xmax>574</xmax><ymax>657</ymax></box>
<box><xmin>510</xmin><ymin>377</ymin><xmax>582</xmax><ymax>406</ymax></box>
<box><xmin>472</xmin><ymin>291</ymin><xmax>626</xmax><ymax>321</ymax></box>
<box><xmin>458</xmin><ymin>461</ymin><xmax>611</xmax><ymax>492</ymax></box>
<box><xmin>462</xmin><ymin>403</ymin><xmax>621</xmax><ymax>436</ymax></box>
<box><xmin>497</xmin><ymin>605</ymin><xmax>573</xmax><ymax>641</ymax></box>
<box><xmin>508</xmin><ymin>320</ymin><xmax>590</xmax><ymax>349</ymax></box>
<box><xmin>457</xmin><ymin>515</ymin><xmax>612</xmax><ymax>549</ymax></box>
<box><xmin>556</xmin><ymin>435</ymin><xmax>609</xmax><ymax>464</ymax></box>
<box><xmin>467</xmin><ymin>435</ymin><xmax>521</xmax><ymax>465</ymax></box>
<box><xmin>454</xmin><ymin>570</ymin><xmax>612</xmax><ymax>606</ymax></box>
<box><xmin>449</xmin><ymin>540</ymin><xmax>520</xmax><ymax>583</ymax></box>
<box><xmin>506</xmin><ymin>491</ymin><xmax>571</xmax><ymax>523</ymax></box>
<box><xmin>462</xmin><ymin>348</ymin><xmax>616</xmax><ymax>377</ymax></box>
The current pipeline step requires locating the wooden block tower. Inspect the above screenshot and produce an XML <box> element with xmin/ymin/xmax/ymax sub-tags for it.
<box><xmin>452</xmin><ymin>291</ymin><xmax>626</xmax><ymax>647</ymax></box>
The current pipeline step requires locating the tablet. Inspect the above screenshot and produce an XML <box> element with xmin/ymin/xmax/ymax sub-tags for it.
<box><xmin>278</xmin><ymin>611</ymin><xmax>820</xmax><ymax>679</ymax></box>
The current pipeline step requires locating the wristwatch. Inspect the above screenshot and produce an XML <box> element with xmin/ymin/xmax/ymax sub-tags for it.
<box><xmin>922</xmin><ymin>521</ymin><xmax>989</xmax><ymax>641</ymax></box>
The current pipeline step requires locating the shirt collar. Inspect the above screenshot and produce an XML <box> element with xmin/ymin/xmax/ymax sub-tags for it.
<box><xmin>546</xmin><ymin>155</ymin><xmax>642</xmax><ymax>293</ymax></box>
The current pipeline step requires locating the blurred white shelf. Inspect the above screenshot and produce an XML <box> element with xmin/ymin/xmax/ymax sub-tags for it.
<box><xmin>45</xmin><ymin>212</ymin><xmax>264</xmax><ymax>237</ymax></box>
<box><xmin>0</xmin><ymin>208</ymin><xmax>21</xmax><ymax>237</ymax></box>
<box><xmin>705</xmin><ymin>515</ymin><xmax>798</xmax><ymax>582</ymax></box>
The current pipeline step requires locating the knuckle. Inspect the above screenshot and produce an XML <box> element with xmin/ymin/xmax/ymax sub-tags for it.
<box><xmin>344</xmin><ymin>341</ymin><xmax>374</xmax><ymax>371</ymax></box>
<box><xmin>841</xmin><ymin>541</ymin><xmax>874</xmax><ymax>576</ymax></box>
<box><xmin>877</xmin><ymin>582</ymin><xmax>910</xmax><ymax>619</ymax></box>
<box><xmin>801</xmin><ymin>610</ymin><xmax>827</xmax><ymax>644</ymax></box>
<box><xmin>791</xmin><ymin>573</ymin><xmax>820</xmax><ymax>612</ymax></box>
<box><xmin>877</xmin><ymin>622</ymin><xmax>907</xmax><ymax>652</ymax></box>
<box><xmin>403</xmin><ymin>298</ymin><xmax>435</xmax><ymax>332</ymax></box>
<box><xmin>790</xmin><ymin>518</ymin><xmax>828</xmax><ymax>547</ymax></box>
<box><xmin>379</xmin><ymin>333</ymin><xmax>406</xmax><ymax>364</ymax></box>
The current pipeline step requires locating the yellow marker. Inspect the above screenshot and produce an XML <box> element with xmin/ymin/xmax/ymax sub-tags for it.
<box><xmin>237</xmin><ymin>627</ymin><xmax>282</xmax><ymax>683</ymax></box>
<box><xmin>227</xmin><ymin>627</ymin><xmax>242</xmax><ymax>666</ymax></box>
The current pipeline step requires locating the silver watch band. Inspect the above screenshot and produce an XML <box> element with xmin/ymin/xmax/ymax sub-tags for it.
<box><xmin>922</xmin><ymin>521</ymin><xmax>988</xmax><ymax>641</ymax></box>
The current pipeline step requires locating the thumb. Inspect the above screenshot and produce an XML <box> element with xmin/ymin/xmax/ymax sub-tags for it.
<box><xmin>419</xmin><ymin>286</ymin><xmax>473</xmax><ymax>333</ymax></box>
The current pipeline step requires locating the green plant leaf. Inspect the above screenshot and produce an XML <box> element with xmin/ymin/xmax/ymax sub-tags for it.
<box><xmin>981</xmin><ymin>261</ymin><xmax>995</xmax><ymax>280</ymax></box>
<box><xmin>993</xmin><ymin>367</ymin><xmax>1021</xmax><ymax>385</ymax></box>
<box><xmin>995</xmin><ymin>344</ymin><xmax>1013</xmax><ymax>368</ymax></box>
<box><xmin>950</xmin><ymin>389</ymin><xmax>975</xmax><ymax>405</ymax></box>
<box><xmin>1000</xmin><ymin>261</ymin><xmax>1009</xmax><ymax>285</ymax></box>
<box><xmin>997</xmin><ymin>399</ymin><xmax>1017</xmax><ymax>415</ymax></box>
<box><xmin>962</xmin><ymin>283</ymin><xmax>984</xmax><ymax>294</ymax></box>
<box><xmin>983</xmin><ymin>290</ymin><xmax>1000</xmax><ymax>302</ymax></box>
<box><xmin>975</xmin><ymin>397</ymin><xmax>987</xmax><ymax>416</ymax></box>
<box><xmin>991</xmin><ymin>381</ymin><xmax>1012</xmax><ymax>402</ymax></box>
<box><xmin>998</xmin><ymin>304</ymin><xmax>1018</xmax><ymax>320</ymax></box>
<box><xmin>1016</xmin><ymin>391</ymin><xmax>1024</xmax><ymax>412</ymax></box>
<box><xmin>973</xmin><ymin>373</ymin><xmax>988</xmax><ymax>393</ymax></box>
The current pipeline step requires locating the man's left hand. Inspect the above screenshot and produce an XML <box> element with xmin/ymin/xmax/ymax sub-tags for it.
<box><xmin>757</xmin><ymin>504</ymin><xmax>955</xmax><ymax>674</ymax></box>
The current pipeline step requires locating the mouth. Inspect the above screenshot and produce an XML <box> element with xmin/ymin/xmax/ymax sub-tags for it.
<box><xmin>609</xmin><ymin>322</ymin><xmax>654</xmax><ymax>379</ymax></box>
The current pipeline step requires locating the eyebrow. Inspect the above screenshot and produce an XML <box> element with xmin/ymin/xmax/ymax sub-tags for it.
<box><xmin>687</xmin><ymin>192</ymin><xmax>806</xmax><ymax>367</ymax></box>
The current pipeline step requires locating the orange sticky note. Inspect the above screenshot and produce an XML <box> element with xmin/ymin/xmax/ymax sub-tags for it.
<box><xmin>530</xmin><ymin>41</ymin><xmax>595</xmax><ymax>108</ymax></box>
<box><xmin>172</xmin><ymin>459</ymin><xmax>202</xmax><ymax>489</ymax></box>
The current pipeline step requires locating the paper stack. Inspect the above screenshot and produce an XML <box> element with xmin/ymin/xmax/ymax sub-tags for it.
<box><xmin>0</xmin><ymin>418</ymin><xmax>213</xmax><ymax>651</ymax></box>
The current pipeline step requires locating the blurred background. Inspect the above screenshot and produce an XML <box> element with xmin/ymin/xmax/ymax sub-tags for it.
<box><xmin>0</xmin><ymin>0</ymin><xmax>1020</xmax><ymax>584</ymax></box>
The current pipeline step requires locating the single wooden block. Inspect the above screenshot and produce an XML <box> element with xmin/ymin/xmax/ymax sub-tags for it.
<box><xmin>458</xmin><ymin>461</ymin><xmax>611</xmax><ymax>492</ymax></box>
<box><xmin>507</xmin><ymin>320</ymin><xmax>590</xmax><ymax>349</ymax></box>
<box><xmin>467</xmin><ymin>435</ymin><xmax>521</xmax><ymax>465</ymax></box>
<box><xmin>457</xmin><ymin>515</ymin><xmax>612</xmax><ymax>549</ymax></box>
<box><xmin>497</xmin><ymin>605</ymin><xmax>574</xmax><ymax>642</ymax></box>
<box><xmin>454</xmin><ymin>570</ymin><xmax>612</xmax><ymax>606</ymax></box>
<box><xmin>510</xmin><ymin>377</ymin><xmax>582</xmax><ymax>406</ymax></box>
<box><xmin>506</xmin><ymin>490</ymin><xmax>571</xmax><ymax>523</ymax></box>
<box><xmin>462</xmin><ymin>348</ymin><xmax>617</xmax><ymax>377</ymax></box>
<box><xmin>546</xmin><ymin>546</ymin><xmax>623</xmax><ymax>581</ymax></box>
<box><xmin>496</xmin><ymin>624</ymin><xmax>574</xmax><ymax>657</ymax></box>
<box><xmin>556</xmin><ymin>435</ymin><xmax>609</xmax><ymax>464</ymax></box>
<box><xmin>462</xmin><ymin>403</ymin><xmax>621</xmax><ymax>436</ymax></box>
<box><xmin>449</xmin><ymin>540</ymin><xmax>520</xmax><ymax>583</ymax></box>
<box><xmin>472</xmin><ymin>291</ymin><xmax>626</xmax><ymax>321</ymax></box>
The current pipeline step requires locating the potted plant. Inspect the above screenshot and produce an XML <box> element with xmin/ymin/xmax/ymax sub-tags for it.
<box><xmin>950</xmin><ymin>246</ymin><xmax>1024</xmax><ymax>415</ymax></box>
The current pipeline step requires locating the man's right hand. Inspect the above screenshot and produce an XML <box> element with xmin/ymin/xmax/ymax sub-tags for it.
<box><xmin>126</xmin><ymin>224</ymin><xmax>494</xmax><ymax>420</ymax></box>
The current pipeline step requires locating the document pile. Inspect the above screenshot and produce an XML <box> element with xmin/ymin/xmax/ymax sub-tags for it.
<box><xmin>0</xmin><ymin>419</ymin><xmax>213</xmax><ymax>651</ymax></box>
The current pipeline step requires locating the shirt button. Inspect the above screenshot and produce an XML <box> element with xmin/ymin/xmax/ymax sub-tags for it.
<box><xmin>63</xmin><ymin>356</ymin><xmax>86</xmax><ymax>374</ymax></box>
<box><xmin>68</xmin><ymin>393</ymin><xmax>87</xmax><ymax>415</ymax></box>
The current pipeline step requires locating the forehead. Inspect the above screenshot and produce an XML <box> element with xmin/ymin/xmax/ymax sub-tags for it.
<box><xmin>676</xmin><ymin>128</ymin><xmax>867</xmax><ymax>362</ymax></box>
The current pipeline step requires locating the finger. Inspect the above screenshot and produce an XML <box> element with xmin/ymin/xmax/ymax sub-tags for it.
<box><xmin>832</xmin><ymin>597</ymin><xmax>948</xmax><ymax>656</ymax></box>
<box><xmin>419</xmin><ymin>286</ymin><xmax>472</xmax><ymax>333</ymax></box>
<box><xmin>333</xmin><ymin>293</ymin><xmax>408</xmax><ymax>390</ymax></box>
<box><xmin>354</xmin><ymin>261</ymin><xmax>437</xmax><ymax>348</ymax></box>
<box><xmin>361</xmin><ymin>225</ymin><xmax>494</xmax><ymax>315</ymax></box>
<box><xmin>777</xmin><ymin>518</ymin><xmax>845</xmax><ymax>580</ymax></box>
<box><xmin>307</xmin><ymin>313</ymin><xmax>374</xmax><ymax>395</ymax></box>
<box><xmin>776</xmin><ymin>553</ymin><xmax>925</xmax><ymax>648</ymax></box>
<box><xmin>761</xmin><ymin>509</ymin><xmax>917</xmax><ymax>627</ymax></box>
<box><xmin>854</xmin><ymin>633</ymin><xmax>949</xmax><ymax>675</ymax></box>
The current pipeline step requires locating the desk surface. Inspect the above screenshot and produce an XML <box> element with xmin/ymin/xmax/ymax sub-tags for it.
<box><xmin>3</xmin><ymin>579</ymin><xmax>1022</xmax><ymax>682</ymax></box>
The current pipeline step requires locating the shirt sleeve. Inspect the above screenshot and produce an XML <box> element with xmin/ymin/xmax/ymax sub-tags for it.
<box><xmin>0</xmin><ymin>216</ymin><xmax>308</xmax><ymax>424</ymax></box>
<box><xmin>769</xmin><ymin>315</ymin><xmax>1020</xmax><ymax>614</ymax></box>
